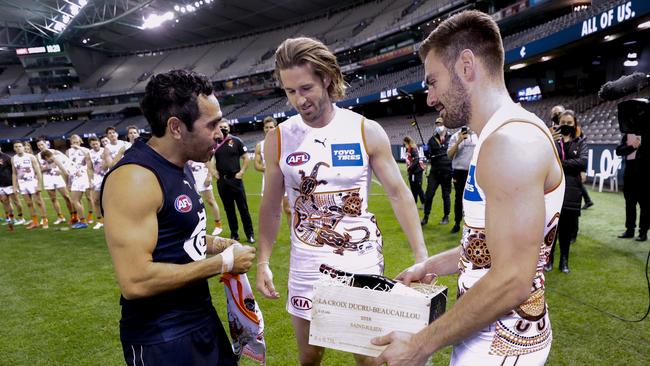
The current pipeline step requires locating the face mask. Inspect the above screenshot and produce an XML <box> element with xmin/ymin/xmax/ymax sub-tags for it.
<box><xmin>220</xmin><ymin>128</ymin><xmax>229</xmax><ymax>137</ymax></box>
<box><xmin>559</xmin><ymin>124</ymin><xmax>575</xmax><ymax>136</ymax></box>
<box><xmin>434</xmin><ymin>126</ymin><xmax>445</xmax><ymax>136</ymax></box>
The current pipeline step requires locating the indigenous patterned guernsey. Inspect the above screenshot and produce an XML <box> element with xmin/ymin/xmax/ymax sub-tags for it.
<box><xmin>278</xmin><ymin>106</ymin><xmax>383</xmax><ymax>319</ymax></box>
<box><xmin>37</xmin><ymin>150</ymin><xmax>67</xmax><ymax>190</ymax></box>
<box><xmin>13</xmin><ymin>153</ymin><xmax>38</xmax><ymax>194</ymax></box>
<box><xmin>89</xmin><ymin>147</ymin><xmax>107</xmax><ymax>191</ymax></box>
<box><xmin>454</xmin><ymin>103</ymin><xmax>565</xmax><ymax>361</ymax></box>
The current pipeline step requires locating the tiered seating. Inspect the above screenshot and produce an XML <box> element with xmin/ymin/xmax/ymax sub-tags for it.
<box><xmin>0</xmin><ymin>123</ymin><xmax>35</xmax><ymax>140</ymax></box>
<box><xmin>68</xmin><ymin>118</ymin><xmax>124</xmax><ymax>136</ymax></box>
<box><xmin>503</xmin><ymin>0</ymin><xmax>622</xmax><ymax>50</ymax></box>
<box><xmin>229</xmin><ymin>97</ymin><xmax>285</xmax><ymax>118</ymax></box>
<box><xmin>29</xmin><ymin>119</ymin><xmax>86</xmax><ymax>139</ymax></box>
<box><xmin>374</xmin><ymin>112</ymin><xmax>438</xmax><ymax>145</ymax></box>
<box><xmin>115</xmin><ymin>115</ymin><xmax>148</xmax><ymax>132</ymax></box>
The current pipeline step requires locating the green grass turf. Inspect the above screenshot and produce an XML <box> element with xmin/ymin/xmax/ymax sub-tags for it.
<box><xmin>1</xmin><ymin>166</ymin><xmax>649</xmax><ymax>365</ymax></box>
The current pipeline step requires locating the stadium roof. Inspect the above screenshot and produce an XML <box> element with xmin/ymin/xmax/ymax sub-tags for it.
<box><xmin>0</xmin><ymin>0</ymin><xmax>365</xmax><ymax>55</ymax></box>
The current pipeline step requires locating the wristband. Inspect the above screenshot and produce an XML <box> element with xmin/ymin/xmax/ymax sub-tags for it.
<box><xmin>220</xmin><ymin>245</ymin><xmax>235</xmax><ymax>274</ymax></box>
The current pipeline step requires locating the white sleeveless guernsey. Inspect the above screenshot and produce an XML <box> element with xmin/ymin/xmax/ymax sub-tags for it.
<box><xmin>278</xmin><ymin>106</ymin><xmax>383</xmax><ymax>273</ymax></box>
<box><xmin>13</xmin><ymin>153</ymin><xmax>36</xmax><ymax>183</ymax></box>
<box><xmin>452</xmin><ymin>103</ymin><xmax>564</xmax><ymax>363</ymax></box>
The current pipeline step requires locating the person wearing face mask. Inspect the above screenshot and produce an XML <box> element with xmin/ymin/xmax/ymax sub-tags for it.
<box><xmin>211</xmin><ymin>119</ymin><xmax>255</xmax><ymax>243</ymax></box>
<box><xmin>421</xmin><ymin>117</ymin><xmax>453</xmax><ymax>225</ymax></box>
<box><xmin>545</xmin><ymin>110</ymin><xmax>587</xmax><ymax>273</ymax></box>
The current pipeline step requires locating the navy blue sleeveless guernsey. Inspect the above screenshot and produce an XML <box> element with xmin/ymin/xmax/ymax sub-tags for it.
<box><xmin>100</xmin><ymin>139</ymin><xmax>217</xmax><ymax>345</ymax></box>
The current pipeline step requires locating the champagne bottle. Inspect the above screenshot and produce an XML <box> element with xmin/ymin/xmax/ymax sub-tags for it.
<box><xmin>319</xmin><ymin>264</ymin><xmax>395</xmax><ymax>292</ymax></box>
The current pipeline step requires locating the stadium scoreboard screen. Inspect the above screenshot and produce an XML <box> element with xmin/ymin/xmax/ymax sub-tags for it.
<box><xmin>15</xmin><ymin>44</ymin><xmax>62</xmax><ymax>56</ymax></box>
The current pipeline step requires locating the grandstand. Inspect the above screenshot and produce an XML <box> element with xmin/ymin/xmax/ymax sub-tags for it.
<box><xmin>0</xmin><ymin>0</ymin><xmax>648</xmax><ymax>149</ymax></box>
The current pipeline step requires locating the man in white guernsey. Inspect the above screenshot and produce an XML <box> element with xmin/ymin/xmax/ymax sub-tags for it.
<box><xmin>126</xmin><ymin>125</ymin><xmax>140</xmax><ymax>144</ymax></box>
<box><xmin>188</xmin><ymin>160</ymin><xmax>224</xmax><ymax>236</ymax></box>
<box><xmin>254</xmin><ymin>116</ymin><xmax>291</xmax><ymax>225</ymax></box>
<box><xmin>256</xmin><ymin>37</ymin><xmax>429</xmax><ymax>366</ymax></box>
<box><xmin>36</xmin><ymin>138</ymin><xmax>74</xmax><ymax>225</ymax></box>
<box><xmin>371</xmin><ymin>11</ymin><xmax>565</xmax><ymax>366</ymax></box>
<box><xmin>66</xmin><ymin>134</ymin><xmax>94</xmax><ymax>229</ymax></box>
<box><xmin>103</xmin><ymin>126</ymin><xmax>131</xmax><ymax>169</ymax></box>
<box><xmin>11</xmin><ymin>141</ymin><xmax>48</xmax><ymax>229</ymax></box>
<box><xmin>88</xmin><ymin>136</ymin><xmax>107</xmax><ymax>229</ymax></box>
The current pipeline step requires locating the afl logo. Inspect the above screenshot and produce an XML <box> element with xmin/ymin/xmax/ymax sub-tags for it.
<box><xmin>286</xmin><ymin>152</ymin><xmax>310</xmax><ymax>166</ymax></box>
<box><xmin>291</xmin><ymin>296</ymin><xmax>312</xmax><ymax>310</ymax></box>
<box><xmin>174</xmin><ymin>195</ymin><xmax>193</xmax><ymax>213</ymax></box>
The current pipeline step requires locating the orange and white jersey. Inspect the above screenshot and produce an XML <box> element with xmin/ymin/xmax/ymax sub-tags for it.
<box><xmin>13</xmin><ymin>153</ymin><xmax>36</xmax><ymax>182</ymax></box>
<box><xmin>457</xmin><ymin>102</ymin><xmax>565</xmax><ymax>357</ymax></box>
<box><xmin>37</xmin><ymin>150</ymin><xmax>66</xmax><ymax>177</ymax></box>
<box><xmin>278</xmin><ymin>106</ymin><xmax>382</xmax><ymax>273</ymax></box>
<box><xmin>67</xmin><ymin>146</ymin><xmax>90</xmax><ymax>175</ymax></box>
<box><xmin>89</xmin><ymin>148</ymin><xmax>107</xmax><ymax>177</ymax></box>
<box><xmin>106</xmin><ymin>140</ymin><xmax>131</xmax><ymax>161</ymax></box>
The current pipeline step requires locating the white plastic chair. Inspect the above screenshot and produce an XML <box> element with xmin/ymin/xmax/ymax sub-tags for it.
<box><xmin>592</xmin><ymin>157</ymin><xmax>622</xmax><ymax>192</ymax></box>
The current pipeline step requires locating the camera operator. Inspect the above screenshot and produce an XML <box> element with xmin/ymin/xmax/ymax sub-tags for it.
<box><xmin>616</xmin><ymin>133</ymin><xmax>647</xmax><ymax>241</ymax></box>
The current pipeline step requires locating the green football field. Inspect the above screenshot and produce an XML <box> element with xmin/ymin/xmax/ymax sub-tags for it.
<box><xmin>1</xmin><ymin>166</ymin><xmax>649</xmax><ymax>365</ymax></box>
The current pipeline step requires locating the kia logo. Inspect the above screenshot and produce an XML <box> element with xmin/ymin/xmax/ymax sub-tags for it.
<box><xmin>291</xmin><ymin>296</ymin><xmax>312</xmax><ymax>310</ymax></box>
<box><xmin>286</xmin><ymin>152</ymin><xmax>310</xmax><ymax>166</ymax></box>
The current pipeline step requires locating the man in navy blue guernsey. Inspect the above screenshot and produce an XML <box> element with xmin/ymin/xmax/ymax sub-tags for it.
<box><xmin>101</xmin><ymin>70</ymin><xmax>256</xmax><ymax>365</ymax></box>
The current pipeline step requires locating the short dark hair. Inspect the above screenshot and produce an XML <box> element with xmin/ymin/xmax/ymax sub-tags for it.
<box><xmin>105</xmin><ymin>126</ymin><xmax>116</xmax><ymax>134</ymax></box>
<box><xmin>140</xmin><ymin>69</ymin><xmax>214</xmax><ymax>138</ymax></box>
<box><xmin>89</xmin><ymin>136</ymin><xmax>99</xmax><ymax>143</ymax></box>
<box><xmin>419</xmin><ymin>10</ymin><xmax>504</xmax><ymax>78</ymax></box>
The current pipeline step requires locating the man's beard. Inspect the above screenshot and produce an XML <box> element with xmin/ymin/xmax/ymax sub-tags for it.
<box><xmin>442</xmin><ymin>72</ymin><xmax>471</xmax><ymax>129</ymax></box>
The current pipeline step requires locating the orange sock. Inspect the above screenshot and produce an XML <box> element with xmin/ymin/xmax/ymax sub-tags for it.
<box><xmin>88</xmin><ymin>211</ymin><xmax>93</xmax><ymax>221</ymax></box>
<box><xmin>31</xmin><ymin>216</ymin><xmax>38</xmax><ymax>225</ymax></box>
<box><xmin>215</xmin><ymin>220</ymin><xmax>222</xmax><ymax>228</ymax></box>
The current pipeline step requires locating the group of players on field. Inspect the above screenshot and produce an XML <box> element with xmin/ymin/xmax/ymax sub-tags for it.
<box><xmin>1</xmin><ymin>126</ymin><xmax>136</xmax><ymax>231</ymax></box>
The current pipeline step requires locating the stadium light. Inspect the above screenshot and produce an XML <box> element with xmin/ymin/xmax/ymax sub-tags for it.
<box><xmin>174</xmin><ymin>5</ymin><xmax>180</xmax><ymax>11</ymax></box>
<box><xmin>541</xmin><ymin>56</ymin><xmax>552</xmax><ymax>62</ymax></box>
<box><xmin>509</xmin><ymin>63</ymin><xmax>526</xmax><ymax>70</ymax></box>
<box><xmin>627</xmin><ymin>53</ymin><xmax>637</xmax><ymax>59</ymax></box>
<box><xmin>142</xmin><ymin>11</ymin><xmax>175</xmax><ymax>29</ymax></box>
<box><xmin>638</xmin><ymin>20</ymin><xmax>650</xmax><ymax>29</ymax></box>
<box><xmin>624</xmin><ymin>60</ymin><xmax>638</xmax><ymax>67</ymax></box>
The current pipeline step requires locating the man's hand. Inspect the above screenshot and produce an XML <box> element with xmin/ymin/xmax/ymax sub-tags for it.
<box><xmin>550</xmin><ymin>127</ymin><xmax>562</xmax><ymax>141</ymax></box>
<box><xmin>395</xmin><ymin>262</ymin><xmax>436</xmax><ymax>286</ymax></box>
<box><xmin>203</xmin><ymin>177</ymin><xmax>211</xmax><ymax>188</ymax></box>
<box><xmin>371</xmin><ymin>331</ymin><xmax>428</xmax><ymax>366</ymax></box>
<box><xmin>235</xmin><ymin>171</ymin><xmax>244</xmax><ymax>179</ymax></box>
<box><xmin>631</xmin><ymin>136</ymin><xmax>641</xmax><ymax>149</ymax></box>
<box><xmin>256</xmin><ymin>263</ymin><xmax>280</xmax><ymax>299</ymax></box>
<box><xmin>231</xmin><ymin>245</ymin><xmax>256</xmax><ymax>274</ymax></box>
